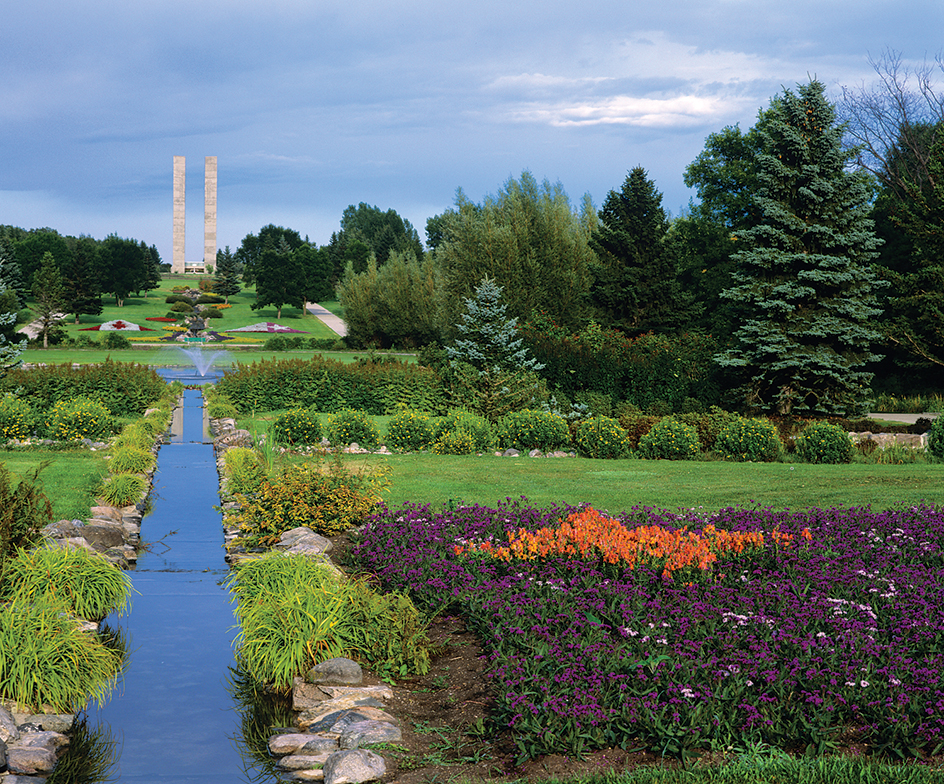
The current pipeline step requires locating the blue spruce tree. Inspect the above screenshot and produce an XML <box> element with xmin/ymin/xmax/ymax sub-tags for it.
<box><xmin>717</xmin><ymin>80</ymin><xmax>884</xmax><ymax>416</ymax></box>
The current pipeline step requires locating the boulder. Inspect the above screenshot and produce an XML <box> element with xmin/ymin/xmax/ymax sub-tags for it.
<box><xmin>339</xmin><ymin>720</ymin><xmax>402</xmax><ymax>748</ymax></box>
<box><xmin>323</xmin><ymin>749</ymin><xmax>385</xmax><ymax>784</ymax></box>
<box><xmin>0</xmin><ymin>706</ymin><xmax>19</xmax><ymax>744</ymax></box>
<box><xmin>269</xmin><ymin>733</ymin><xmax>339</xmax><ymax>756</ymax></box>
<box><xmin>307</xmin><ymin>658</ymin><xmax>362</xmax><ymax>686</ymax></box>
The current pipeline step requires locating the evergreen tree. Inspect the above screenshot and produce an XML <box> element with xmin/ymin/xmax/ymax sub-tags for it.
<box><xmin>61</xmin><ymin>235</ymin><xmax>102</xmax><ymax>324</ymax></box>
<box><xmin>589</xmin><ymin>167</ymin><xmax>696</xmax><ymax>335</ymax></box>
<box><xmin>31</xmin><ymin>252</ymin><xmax>67</xmax><ymax>349</ymax></box>
<box><xmin>717</xmin><ymin>80</ymin><xmax>884</xmax><ymax>416</ymax></box>
<box><xmin>251</xmin><ymin>238</ymin><xmax>307</xmax><ymax>319</ymax></box>
<box><xmin>214</xmin><ymin>246</ymin><xmax>242</xmax><ymax>303</ymax></box>
<box><xmin>0</xmin><ymin>281</ymin><xmax>25</xmax><ymax>377</ymax></box>
<box><xmin>447</xmin><ymin>276</ymin><xmax>543</xmax><ymax>373</ymax></box>
<box><xmin>0</xmin><ymin>235</ymin><xmax>27</xmax><ymax>309</ymax></box>
<box><xmin>445</xmin><ymin>277</ymin><xmax>546</xmax><ymax>420</ymax></box>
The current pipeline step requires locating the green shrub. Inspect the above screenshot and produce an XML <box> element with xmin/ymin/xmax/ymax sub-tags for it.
<box><xmin>108</xmin><ymin>446</ymin><xmax>155</xmax><ymax>474</ymax></box>
<box><xmin>618</xmin><ymin>413</ymin><xmax>660</xmax><ymax>450</ymax></box>
<box><xmin>575</xmin><ymin>416</ymin><xmax>631</xmax><ymax>459</ymax></box>
<box><xmin>715</xmin><ymin>416</ymin><xmax>784</xmax><ymax>462</ymax></box>
<box><xmin>0</xmin><ymin>597</ymin><xmax>124</xmax><ymax>711</ymax></box>
<box><xmin>0</xmin><ymin>395</ymin><xmax>34</xmax><ymax>440</ymax></box>
<box><xmin>101</xmin><ymin>332</ymin><xmax>131</xmax><ymax>350</ymax></box>
<box><xmin>928</xmin><ymin>417</ymin><xmax>944</xmax><ymax>459</ymax></box>
<box><xmin>170</xmin><ymin>301</ymin><xmax>194</xmax><ymax>313</ymax></box>
<box><xmin>795</xmin><ymin>421</ymin><xmax>855</xmax><ymax>464</ymax></box>
<box><xmin>96</xmin><ymin>474</ymin><xmax>148</xmax><ymax>507</ymax></box>
<box><xmin>677</xmin><ymin>406</ymin><xmax>737</xmax><ymax>452</ymax></box>
<box><xmin>202</xmin><ymin>307</ymin><xmax>223</xmax><ymax>319</ymax></box>
<box><xmin>637</xmin><ymin>417</ymin><xmax>700</xmax><ymax>460</ymax></box>
<box><xmin>229</xmin><ymin>458</ymin><xmax>388</xmax><ymax>544</ymax></box>
<box><xmin>432</xmin><ymin>429</ymin><xmax>476</xmax><ymax>455</ymax></box>
<box><xmin>1</xmin><ymin>545</ymin><xmax>131</xmax><ymax>621</ymax></box>
<box><xmin>0</xmin><ymin>463</ymin><xmax>52</xmax><ymax>565</ymax></box>
<box><xmin>223</xmin><ymin>447</ymin><xmax>268</xmax><ymax>495</ymax></box>
<box><xmin>433</xmin><ymin>410</ymin><xmax>492</xmax><ymax>452</ymax></box>
<box><xmin>225</xmin><ymin>553</ymin><xmax>429</xmax><ymax>690</ymax></box>
<box><xmin>271</xmin><ymin>408</ymin><xmax>323</xmax><ymax>446</ymax></box>
<box><xmin>44</xmin><ymin>396</ymin><xmax>114</xmax><ymax>441</ymax></box>
<box><xmin>1</xmin><ymin>360</ymin><xmax>166</xmax><ymax>418</ymax></box>
<box><xmin>196</xmin><ymin>294</ymin><xmax>224</xmax><ymax>304</ymax></box>
<box><xmin>165</xmin><ymin>294</ymin><xmax>191</xmax><ymax>304</ymax></box>
<box><xmin>496</xmin><ymin>409</ymin><xmax>570</xmax><ymax>452</ymax></box>
<box><xmin>326</xmin><ymin>408</ymin><xmax>379</xmax><ymax>449</ymax></box>
<box><xmin>385</xmin><ymin>408</ymin><xmax>434</xmax><ymax>452</ymax></box>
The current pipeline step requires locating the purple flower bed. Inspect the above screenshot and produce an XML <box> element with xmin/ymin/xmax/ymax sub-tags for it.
<box><xmin>350</xmin><ymin>500</ymin><xmax>944</xmax><ymax>762</ymax></box>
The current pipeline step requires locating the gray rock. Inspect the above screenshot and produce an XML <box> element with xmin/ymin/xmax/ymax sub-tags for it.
<box><xmin>528</xmin><ymin>449</ymin><xmax>543</xmax><ymax>458</ymax></box>
<box><xmin>307</xmin><ymin>658</ymin><xmax>362</xmax><ymax>686</ymax></box>
<box><xmin>6</xmin><ymin>746</ymin><xmax>57</xmax><ymax>775</ymax></box>
<box><xmin>339</xmin><ymin>720</ymin><xmax>402</xmax><ymax>748</ymax></box>
<box><xmin>502</xmin><ymin>448</ymin><xmax>520</xmax><ymax>457</ymax></box>
<box><xmin>300</xmin><ymin>707</ymin><xmax>397</xmax><ymax>735</ymax></box>
<box><xmin>17</xmin><ymin>730</ymin><xmax>69</xmax><ymax>750</ymax></box>
<box><xmin>269</xmin><ymin>733</ymin><xmax>339</xmax><ymax>756</ymax></box>
<box><xmin>0</xmin><ymin>705</ymin><xmax>20</xmax><ymax>744</ymax></box>
<box><xmin>278</xmin><ymin>751</ymin><xmax>333</xmax><ymax>770</ymax></box>
<box><xmin>323</xmin><ymin>749</ymin><xmax>386</xmax><ymax>784</ymax></box>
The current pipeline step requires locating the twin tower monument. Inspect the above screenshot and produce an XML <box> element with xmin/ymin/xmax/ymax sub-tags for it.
<box><xmin>171</xmin><ymin>155</ymin><xmax>216</xmax><ymax>274</ymax></box>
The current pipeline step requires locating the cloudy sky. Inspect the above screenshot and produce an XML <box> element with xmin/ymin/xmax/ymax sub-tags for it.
<box><xmin>2</xmin><ymin>0</ymin><xmax>942</xmax><ymax>262</ymax></box>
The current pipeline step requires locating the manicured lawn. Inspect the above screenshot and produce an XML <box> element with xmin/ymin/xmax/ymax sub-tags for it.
<box><xmin>1</xmin><ymin>450</ymin><xmax>108</xmax><ymax>522</ymax></box>
<box><xmin>356</xmin><ymin>453</ymin><xmax>942</xmax><ymax>513</ymax></box>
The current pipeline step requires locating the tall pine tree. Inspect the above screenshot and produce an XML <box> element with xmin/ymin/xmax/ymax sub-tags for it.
<box><xmin>589</xmin><ymin>167</ymin><xmax>695</xmax><ymax>335</ymax></box>
<box><xmin>214</xmin><ymin>246</ymin><xmax>242</xmax><ymax>303</ymax></box>
<box><xmin>31</xmin><ymin>252</ymin><xmax>67</xmax><ymax>349</ymax></box>
<box><xmin>717</xmin><ymin>80</ymin><xmax>883</xmax><ymax>416</ymax></box>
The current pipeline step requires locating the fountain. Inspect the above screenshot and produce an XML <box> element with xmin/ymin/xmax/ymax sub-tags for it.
<box><xmin>152</xmin><ymin>344</ymin><xmax>233</xmax><ymax>384</ymax></box>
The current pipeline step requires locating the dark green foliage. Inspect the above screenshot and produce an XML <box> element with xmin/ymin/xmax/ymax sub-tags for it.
<box><xmin>496</xmin><ymin>409</ymin><xmax>570</xmax><ymax>451</ymax></box>
<box><xmin>11</xmin><ymin>229</ymin><xmax>70</xmax><ymax>291</ymax></box>
<box><xmin>676</xmin><ymin>406</ymin><xmax>738</xmax><ymax>452</ymax></box>
<box><xmin>0</xmin><ymin>235</ymin><xmax>28</xmax><ymax>308</ymax></box>
<box><xmin>196</xmin><ymin>294</ymin><xmax>224</xmax><ymax>304</ymax></box>
<box><xmin>431</xmin><ymin>171</ymin><xmax>594</xmax><ymax>333</ymax></box>
<box><xmin>337</xmin><ymin>202</ymin><xmax>425</xmax><ymax>264</ymax></box>
<box><xmin>215</xmin><ymin>356</ymin><xmax>447</xmax><ymax>415</ymax></box>
<box><xmin>522</xmin><ymin>316</ymin><xmax>720</xmax><ymax>411</ymax></box>
<box><xmin>202</xmin><ymin>307</ymin><xmax>223</xmax><ymax>319</ymax></box>
<box><xmin>0</xmin><ymin>359</ymin><xmax>166</xmax><ymax>417</ymax></box>
<box><xmin>271</xmin><ymin>408</ymin><xmax>323</xmax><ymax>446</ymax></box>
<box><xmin>589</xmin><ymin>167</ymin><xmax>696</xmax><ymax>335</ymax></box>
<box><xmin>0</xmin><ymin>461</ymin><xmax>52</xmax><ymax>567</ymax></box>
<box><xmin>716</xmin><ymin>80</ymin><xmax>884</xmax><ymax>417</ymax></box>
<box><xmin>61</xmin><ymin>236</ymin><xmax>103</xmax><ymax>324</ymax></box>
<box><xmin>251</xmin><ymin>240</ymin><xmax>309</xmax><ymax>319</ymax></box>
<box><xmin>637</xmin><ymin>416</ymin><xmax>700</xmax><ymax>460</ymax></box>
<box><xmin>98</xmin><ymin>235</ymin><xmax>153</xmax><ymax>306</ymax></box>
<box><xmin>795</xmin><ymin>421</ymin><xmax>855</xmax><ymax>464</ymax></box>
<box><xmin>714</xmin><ymin>416</ymin><xmax>784</xmax><ymax>462</ymax></box>
<box><xmin>235</xmin><ymin>225</ymin><xmax>304</xmax><ymax>286</ymax></box>
<box><xmin>337</xmin><ymin>250</ymin><xmax>442</xmax><ymax>348</ymax></box>
<box><xmin>927</xmin><ymin>417</ymin><xmax>944</xmax><ymax>458</ymax></box>
<box><xmin>101</xmin><ymin>331</ymin><xmax>131</xmax><ymax>349</ymax></box>
<box><xmin>213</xmin><ymin>246</ymin><xmax>242</xmax><ymax>303</ymax></box>
<box><xmin>31</xmin><ymin>251</ymin><xmax>67</xmax><ymax>349</ymax></box>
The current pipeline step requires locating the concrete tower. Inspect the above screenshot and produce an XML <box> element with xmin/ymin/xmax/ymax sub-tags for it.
<box><xmin>204</xmin><ymin>156</ymin><xmax>217</xmax><ymax>269</ymax></box>
<box><xmin>172</xmin><ymin>156</ymin><xmax>186</xmax><ymax>274</ymax></box>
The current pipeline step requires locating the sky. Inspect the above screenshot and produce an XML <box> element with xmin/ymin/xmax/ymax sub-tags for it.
<box><xmin>2</xmin><ymin>0</ymin><xmax>942</xmax><ymax>263</ymax></box>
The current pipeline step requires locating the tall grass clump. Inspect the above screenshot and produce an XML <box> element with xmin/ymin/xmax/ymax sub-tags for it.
<box><xmin>108</xmin><ymin>445</ymin><xmax>156</xmax><ymax>475</ymax></box>
<box><xmin>96</xmin><ymin>473</ymin><xmax>148</xmax><ymax>508</ymax></box>
<box><xmin>0</xmin><ymin>545</ymin><xmax>132</xmax><ymax>620</ymax></box>
<box><xmin>226</xmin><ymin>553</ymin><xmax>429</xmax><ymax>691</ymax></box>
<box><xmin>0</xmin><ymin>597</ymin><xmax>123</xmax><ymax>711</ymax></box>
<box><xmin>223</xmin><ymin>447</ymin><xmax>268</xmax><ymax>495</ymax></box>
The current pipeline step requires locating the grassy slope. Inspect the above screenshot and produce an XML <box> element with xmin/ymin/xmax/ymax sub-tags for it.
<box><xmin>1</xmin><ymin>451</ymin><xmax>108</xmax><ymax>521</ymax></box>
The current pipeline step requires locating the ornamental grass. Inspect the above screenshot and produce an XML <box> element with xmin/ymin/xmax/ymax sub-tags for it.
<box><xmin>0</xmin><ymin>596</ymin><xmax>123</xmax><ymax>711</ymax></box>
<box><xmin>0</xmin><ymin>545</ymin><xmax>132</xmax><ymax>620</ymax></box>
<box><xmin>352</xmin><ymin>500</ymin><xmax>944</xmax><ymax>762</ymax></box>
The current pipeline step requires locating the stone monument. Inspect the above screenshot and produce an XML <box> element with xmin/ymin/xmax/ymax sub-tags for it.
<box><xmin>171</xmin><ymin>156</ymin><xmax>217</xmax><ymax>274</ymax></box>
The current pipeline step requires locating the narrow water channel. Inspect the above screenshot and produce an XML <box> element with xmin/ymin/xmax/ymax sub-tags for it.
<box><xmin>88</xmin><ymin>387</ymin><xmax>262</xmax><ymax>782</ymax></box>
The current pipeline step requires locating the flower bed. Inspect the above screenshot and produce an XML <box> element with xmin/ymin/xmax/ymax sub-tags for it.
<box><xmin>351</xmin><ymin>501</ymin><xmax>944</xmax><ymax>762</ymax></box>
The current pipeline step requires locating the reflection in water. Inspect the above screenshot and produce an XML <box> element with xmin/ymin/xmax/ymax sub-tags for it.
<box><xmin>227</xmin><ymin>665</ymin><xmax>295</xmax><ymax>784</ymax></box>
<box><xmin>46</xmin><ymin>714</ymin><xmax>120</xmax><ymax>784</ymax></box>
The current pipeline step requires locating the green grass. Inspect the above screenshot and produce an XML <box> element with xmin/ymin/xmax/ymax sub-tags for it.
<box><xmin>0</xmin><ymin>451</ymin><xmax>107</xmax><ymax>521</ymax></box>
<box><xmin>355</xmin><ymin>453</ymin><xmax>943</xmax><ymax>513</ymax></box>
